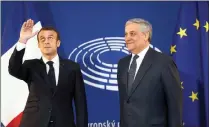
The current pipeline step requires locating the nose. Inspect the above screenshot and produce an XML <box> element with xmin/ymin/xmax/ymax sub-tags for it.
<box><xmin>44</xmin><ymin>39</ymin><xmax>50</xmax><ymax>44</ymax></box>
<box><xmin>125</xmin><ymin>36</ymin><xmax>132</xmax><ymax>42</ymax></box>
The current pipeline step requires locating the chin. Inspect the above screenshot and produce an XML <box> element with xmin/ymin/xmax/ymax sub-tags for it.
<box><xmin>127</xmin><ymin>46</ymin><xmax>134</xmax><ymax>52</ymax></box>
<box><xmin>43</xmin><ymin>51</ymin><xmax>52</xmax><ymax>56</ymax></box>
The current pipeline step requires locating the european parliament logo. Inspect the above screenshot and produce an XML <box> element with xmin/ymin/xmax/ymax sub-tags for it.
<box><xmin>69</xmin><ymin>37</ymin><xmax>161</xmax><ymax>91</ymax></box>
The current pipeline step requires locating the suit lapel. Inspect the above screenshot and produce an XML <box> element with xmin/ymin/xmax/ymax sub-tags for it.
<box><xmin>39</xmin><ymin>57</ymin><xmax>65</xmax><ymax>97</ymax></box>
<box><xmin>128</xmin><ymin>48</ymin><xmax>154</xmax><ymax>98</ymax></box>
<box><xmin>120</xmin><ymin>55</ymin><xmax>132</xmax><ymax>95</ymax></box>
<box><xmin>39</xmin><ymin>59</ymin><xmax>53</xmax><ymax>95</ymax></box>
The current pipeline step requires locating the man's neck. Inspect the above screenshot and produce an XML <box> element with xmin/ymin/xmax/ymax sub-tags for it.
<box><xmin>132</xmin><ymin>44</ymin><xmax>149</xmax><ymax>55</ymax></box>
<box><xmin>43</xmin><ymin>53</ymin><xmax>58</xmax><ymax>61</ymax></box>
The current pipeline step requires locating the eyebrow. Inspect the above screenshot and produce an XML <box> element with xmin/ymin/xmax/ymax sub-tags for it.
<box><xmin>40</xmin><ymin>35</ymin><xmax>54</xmax><ymax>38</ymax></box>
<box><xmin>39</xmin><ymin>36</ymin><xmax>45</xmax><ymax>39</ymax></box>
<box><xmin>125</xmin><ymin>30</ymin><xmax>136</xmax><ymax>33</ymax></box>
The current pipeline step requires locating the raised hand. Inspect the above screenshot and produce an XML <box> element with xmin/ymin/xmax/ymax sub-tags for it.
<box><xmin>18</xmin><ymin>19</ymin><xmax>39</xmax><ymax>44</ymax></box>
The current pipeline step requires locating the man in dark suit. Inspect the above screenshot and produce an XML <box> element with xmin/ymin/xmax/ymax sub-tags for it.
<box><xmin>117</xmin><ymin>18</ymin><xmax>183</xmax><ymax>127</ymax></box>
<box><xmin>8</xmin><ymin>19</ymin><xmax>88</xmax><ymax>127</ymax></box>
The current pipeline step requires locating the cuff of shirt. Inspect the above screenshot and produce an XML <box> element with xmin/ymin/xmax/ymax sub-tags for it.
<box><xmin>16</xmin><ymin>42</ymin><xmax>26</xmax><ymax>51</ymax></box>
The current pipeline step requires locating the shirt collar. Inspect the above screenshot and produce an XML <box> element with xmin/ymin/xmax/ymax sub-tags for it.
<box><xmin>131</xmin><ymin>45</ymin><xmax>150</xmax><ymax>60</ymax></box>
<box><xmin>42</xmin><ymin>54</ymin><xmax>59</xmax><ymax>65</ymax></box>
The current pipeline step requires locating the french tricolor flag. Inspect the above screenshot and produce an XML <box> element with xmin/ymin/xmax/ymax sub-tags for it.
<box><xmin>1</xmin><ymin>2</ymin><xmax>45</xmax><ymax>127</ymax></box>
<box><xmin>1</xmin><ymin>22</ymin><xmax>42</xmax><ymax>127</ymax></box>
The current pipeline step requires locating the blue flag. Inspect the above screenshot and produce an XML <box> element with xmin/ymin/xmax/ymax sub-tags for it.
<box><xmin>171</xmin><ymin>2</ymin><xmax>209</xmax><ymax>127</ymax></box>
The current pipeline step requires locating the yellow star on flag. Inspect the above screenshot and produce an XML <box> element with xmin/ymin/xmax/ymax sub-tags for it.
<box><xmin>170</xmin><ymin>45</ymin><xmax>177</xmax><ymax>54</ymax></box>
<box><xmin>181</xmin><ymin>82</ymin><xmax>184</xmax><ymax>89</ymax></box>
<box><xmin>177</xmin><ymin>28</ymin><xmax>187</xmax><ymax>38</ymax></box>
<box><xmin>189</xmin><ymin>91</ymin><xmax>198</xmax><ymax>102</ymax></box>
<box><xmin>203</xmin><ymin>21</ymin><xmax>208</xmax><ymax>32</ymax></box>
<box><xmin>193</xmin><ymin>19</ymin><xmax>199</xmax><ymax>30</ymax></box>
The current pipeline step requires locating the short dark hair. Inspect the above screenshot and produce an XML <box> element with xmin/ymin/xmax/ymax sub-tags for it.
<box><xmin>37</xmin><ymin>26</ymin><xmax>60</xmax><ymax>41</ymax></box>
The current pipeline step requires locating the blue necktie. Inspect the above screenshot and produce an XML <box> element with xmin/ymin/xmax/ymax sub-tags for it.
<box><xmin>128</xmin><ymin>55</ymin><xmax>139</xmax><ymax>93</ymax></box>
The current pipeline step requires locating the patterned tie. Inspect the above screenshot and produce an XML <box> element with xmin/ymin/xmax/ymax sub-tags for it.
<box><xmin>128</xmin><ymin>55</ymin><xmax>139</xmax><ymax>93</ymax></box>
<box><xmin>47</xmin><ymin>61</ymin><xmax>56</xmax><ymax>93</ymax></box>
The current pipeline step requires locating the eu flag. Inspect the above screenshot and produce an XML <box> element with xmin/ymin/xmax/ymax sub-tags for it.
<box><xmin>171</xmin><ymin>2</ymin><xmax>208</xmax><ymax>127</ymax></box>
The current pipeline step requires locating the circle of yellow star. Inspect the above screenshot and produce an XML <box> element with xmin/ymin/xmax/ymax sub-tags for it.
<box><xmin>170</xmin><ymin>45</ymin><xmax>177</xmax><ymax>54</ymax></box>
<box><xmin>189</xmin><ymin>91</ymin><xmax>198</xmax><ymax>102</ymax></box>
<box><xmin>177</xmin><ymin>27</ymin><xmax>187</xmax><ymax>38</ymax></box>
<box><xmin>181</xmin><ymin>82</ymin><xmax>184</xmax><ymax>89</ymax></box>
<box><xmin>193</xmin><ymin>19</ymin><xmax>199</xmax><ymax>30</ymax></box>
<box><xmin>203</xmin><ymin>21</ymin><xmax>208</xmax><ymax>32</ymax></box>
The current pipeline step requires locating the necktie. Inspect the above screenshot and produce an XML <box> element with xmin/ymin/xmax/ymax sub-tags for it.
<box><xmin>128</xmin><ymin>55</ymin><xmax>139</xmax><ymax>93</ymax></box>
<box><xmin>47</xmin><ymin>61</ymin><xmax>56</xmax><ymax>92</ymax></box>
<box><xmin>46</xmin><ymin>61</ymin><xmax>56</xmax><ymax>123</ymax></box>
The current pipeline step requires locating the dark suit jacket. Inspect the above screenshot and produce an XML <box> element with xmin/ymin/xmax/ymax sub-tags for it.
<box><xmin>117</xmin><ymin>47</ymin><xmax>182</xmax><ymax>127</ymax></box>
<box><xmin>8</xmin><ymin>48</ymin><xmax>88</xmax><ymax>127</ymax></box>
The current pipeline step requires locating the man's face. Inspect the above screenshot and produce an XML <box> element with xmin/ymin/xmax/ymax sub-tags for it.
<box><xmin>125</xmin><ymin>23</ymin><xmax>148</xmax><ymax>54</ymax></box>
<box><xmin>38</xmin><ymin>30</ymin><xmax>60</xmax><ymax>56</ymax></box>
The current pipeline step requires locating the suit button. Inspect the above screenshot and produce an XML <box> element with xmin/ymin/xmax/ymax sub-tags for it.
<box><xmin>126</xmin><ymin>100</ymin><xmax>130</xmax><ymax>104</ymax></box>
<box><xmin>128</xmin><ymin>112</ymin><xmax>131</xmax><ymax>116</ymax></box>
<box><xmin>49</xmin><ymin>110</ymin><xmax>51</xmax><ymax>113</ymax></box>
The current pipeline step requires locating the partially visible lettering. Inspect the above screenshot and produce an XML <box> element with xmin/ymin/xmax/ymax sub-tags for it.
<box><xmin>88</xmin><ymin>120</ymin><xmax>120</xmax><ymax>127</ymax></box>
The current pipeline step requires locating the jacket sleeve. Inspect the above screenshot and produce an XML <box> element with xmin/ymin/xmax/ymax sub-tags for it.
<box><xmin>74</xmin><ymin>64</ymin><xmax>88</xmax><ymax>127</ymax></box>
<box><xmin>8</xmin><ymin>47</ymin><xmax>31</xmax><ymax>83</ymax></box>
<box><xmin>162</xmin><ymin>59</ymin><xmax>183</xmax><ymax>127</ymax></box>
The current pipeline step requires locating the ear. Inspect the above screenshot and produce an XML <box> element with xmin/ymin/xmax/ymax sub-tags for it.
<box><xmin>144</xmin><ymin>32</ymin><xmax>149</xmax><ymax>42</ymax></box>
<box><xmin>57</xmin><ymin>40</ymin><xmax>61</xmax><ymax>47</ymax></box>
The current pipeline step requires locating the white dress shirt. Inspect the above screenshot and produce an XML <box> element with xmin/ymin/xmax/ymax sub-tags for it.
<box><xmin>129</xmin><ymin>45</ymin><xmax>150</xmax><ymax>79</ymax></box>
<box><xmin>16</xmin><ymin>42</ymin><xmax>59</xmax><ymax>85</ymax></box>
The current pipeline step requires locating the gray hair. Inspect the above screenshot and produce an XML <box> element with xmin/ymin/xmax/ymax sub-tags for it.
<box><xmin>125</xmin><ymin>18</ymin><xmax>152</xmax><ymax>42</ymax></box>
